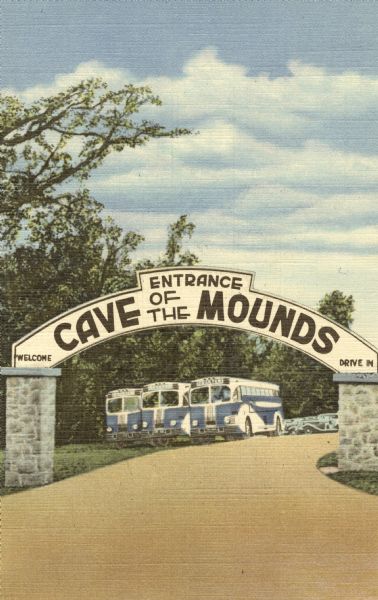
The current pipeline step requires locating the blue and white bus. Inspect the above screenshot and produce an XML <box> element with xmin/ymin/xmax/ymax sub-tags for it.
<box><xmin>189</xmin><ymin>377</ymin><xmax>284</xmax><ymax>440</ymax></box>
<box><xmin>139</xmin><ymin>382</ymin><xmax>191</xmax><ymax>443</ymax></box>
<box><xmin>105</xmin><ymin>387</ymin><xmax>142</xmax><ymax>441</ymax></box>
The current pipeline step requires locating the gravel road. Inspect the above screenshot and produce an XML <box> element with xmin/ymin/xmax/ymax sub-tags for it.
<box><xmin>2</xmin><ymin>433</ymin><xmax>377</xmax><ymax>600</ymax></box>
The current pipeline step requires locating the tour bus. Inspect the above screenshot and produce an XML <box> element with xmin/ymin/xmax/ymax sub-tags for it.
<box><xmin>189</xmin><ymin>377</ymin><xmax>284</xmax><ymax>440</ymax></box>
<box><xmin>105</xmin><ymin>387</ymin><xmax>142</xmax><ymax>441</ymax></box>
<box><xmin>139</xmin><ymin>381</ymin><xmax>191</xmax><ymax>443</ymax></box>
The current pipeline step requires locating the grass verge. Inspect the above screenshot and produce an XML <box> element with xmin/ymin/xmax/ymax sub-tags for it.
<box><xmin>317</xmin><ymin>452</ymin><xmax>378</xmax><ymax>496</ymax></box>
<box><xmin>0</xmin><ymin>442</ymin><xmax>164</xmax><ymax>496</ymax></box>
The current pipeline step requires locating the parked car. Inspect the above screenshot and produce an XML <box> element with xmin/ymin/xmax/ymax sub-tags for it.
<box><xmin>285</xmin><ymin>417</ymin><xmax>304</xmax><ymax>435</ymax></box>
<box><xmin>285</xmin><ymin>413</ymin><xmax>338</xmax><ymax>435</ymax></box>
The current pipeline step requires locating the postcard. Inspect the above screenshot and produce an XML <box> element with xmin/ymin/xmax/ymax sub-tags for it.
<box><xmin>1</xmin><ymin>2</ymin><xmax>377</xmax><ymax>599</ymax></box>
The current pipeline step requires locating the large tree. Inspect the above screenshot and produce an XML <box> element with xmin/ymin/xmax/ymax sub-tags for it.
<box><xmin>318</xmin><ymin>290</ymin><xmax>355</xmax><ymax>328</ymax></box>
<box><xmin>0</xmin><ymin>78</ymin><xmax>190</xmax><ymax>241</ymax></box>
<box><xmin>0</xmin><ymin>191</ymin><xmax>143</xmax><ymax>361</ymax></box>
<box><xmin>255</xmin><ymin>345</ymin><xmax>338</xmax><ymax>418</ymax></box>
<box><xmin>256</xmin><ymin>290</ymin><xmax>356</xmax><ymax>418</ymax></box>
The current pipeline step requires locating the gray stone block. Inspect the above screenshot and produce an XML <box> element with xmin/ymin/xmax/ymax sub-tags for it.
<box><xmin>337</xmin><ymin>378</ymin><xmax>378</xmax><ymax>471</ymax></box>
<box><xmin>5</xmin><ymin>471</ymin><xmax>22</xmax><ymax>487</ymax></box>
<box><xmin>3</xmin><ymin>373</ymin><xmax>58</xmax><ymax>487</ymax></box>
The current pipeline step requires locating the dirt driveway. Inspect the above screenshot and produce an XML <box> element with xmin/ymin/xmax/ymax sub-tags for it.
<box><xmin>2</xmin><ymin>433</ymin><xmax>377</xmax><ymax>600</ymax></box>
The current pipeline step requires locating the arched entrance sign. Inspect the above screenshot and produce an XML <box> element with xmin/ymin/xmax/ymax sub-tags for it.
<box><xmin>12</xmin><ymin>267</ymin><xmax>377</xmax><ymax>372</ymax></box>
<box><xmin>4</xmin><ymin>266</ymin><xmax>378</xmax><ymax>487</ymax></box>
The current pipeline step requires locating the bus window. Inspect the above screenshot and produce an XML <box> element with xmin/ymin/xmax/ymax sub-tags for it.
<box><xmin>183</xmin><ymin>393</ymin><xmax>189</xmax><ymax>406</ymax></box>
<box><xmin>191</xmin><ymin>387</ymin><xmax>210</xmax><ymax>405</ymax></box>
<box><xmin>160</xmin><ymin>390</ymin><xmax>179</xmax><ymax>407</ymax></box>
<box><xmin>107</xmin><ymin>397</ymin><xmax>122</xmax><ymax>413</ymax></box>
<box><xmin>211</xmin><ymin>385</ymin><xmax>231</xmax><ymax>403</ymax></box>
<box><xmin>123</xmin><ymin>396</ymin><xmax>140</xmax><ymax>411</ymax></box>
<box><xmin>143</xmin><ymin>391</ymin><xmax>159</xmax><ymax>408</ymax></box>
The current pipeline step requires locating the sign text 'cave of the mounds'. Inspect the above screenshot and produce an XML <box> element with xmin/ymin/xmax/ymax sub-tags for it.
<box><xmin>13</xmin><ymin>267</ymin><xmax>377</xmax><ymax>373</ymax></box>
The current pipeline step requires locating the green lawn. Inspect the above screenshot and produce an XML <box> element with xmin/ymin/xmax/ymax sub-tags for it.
<box><xmin>0</xmin><ymin>436</ymin><xmax>227</xmax><ymax>496</ymax></box>
<box><xmin>317</xmin><ymin>452</ymin><xmax>378</xmax><ymax>496</ymax></box>
<box><xmin>0</xmin><ymin>442</ymin><xmax>163</xmax><ymax>496</ymax></box>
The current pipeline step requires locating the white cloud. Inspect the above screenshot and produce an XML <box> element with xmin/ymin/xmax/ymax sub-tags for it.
<box><xmin>8</xmin><ymin>47</ymin><xmax>378</xmax><ymax>131</ymax></box>
<box><xmin>109</xmin><ymin>200</ymin><xmax>378</xmax><ymax>258</ymax></box>
<box><xmin>140</xmin><ymin>48</ymin><xmax>378</xmax><ymax>132</ymax></box>
<box><xmin>4</xmin><ymin>61</ymin><xmax>131</xmax><ymax>102</ymax></box>
<box><xmin>235</xmin><ymin>187</ymin><xmax>378</xmax><ymax>228</ymax></box>
<box><xmin>97</xmin><ymin>128</ymin><xmax>378</xmax><ymax>193</ymax></box>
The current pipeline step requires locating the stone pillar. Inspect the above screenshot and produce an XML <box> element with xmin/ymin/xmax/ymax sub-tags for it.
<box><xmin>1</xmin><ymin>367</ymin><xmax>61</xmax><ymax>488</ymax></box>
<box><xmin>333</xmin><ymin>373</ymin><xmax>378</xmax><ymax>471</ymax></box>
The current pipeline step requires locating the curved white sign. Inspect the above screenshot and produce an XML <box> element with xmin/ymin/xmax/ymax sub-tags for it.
<box><xmin>12</xmin><ymin>267</ymin><xmax>378</xmax><ymax>372</ymax></box>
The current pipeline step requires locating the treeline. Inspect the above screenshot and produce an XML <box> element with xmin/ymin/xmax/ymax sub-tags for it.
<box><xmin>0</xmin><ymin>78</ymin><xmax>354</xmax><ymax>444</ymax></box>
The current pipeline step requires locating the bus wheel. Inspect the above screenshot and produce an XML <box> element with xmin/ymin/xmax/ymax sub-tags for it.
<box><xmin>244</xmin><ymin>418</ymin><xmax>253</xmax><ymax>438</ymax></box>
<box><xmin>191</xmin><ymin>438</ymin><xmax>202</xmax><ymax>445</ymax></box>
<box><xmin>157</xmin><ymin>438</ymin><xmax>170</xmax><ymax>447</ymax></box>
<box><xmin>116</xmin><ymin>441</ymin><xmax>127</xmax><ymax>449</ymax></box>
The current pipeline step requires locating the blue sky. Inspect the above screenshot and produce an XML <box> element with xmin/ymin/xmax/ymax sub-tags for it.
<box><xmin>2</xmin><ymin>1</ymin><xmax>378</xmax><ymax>346</ymax></box>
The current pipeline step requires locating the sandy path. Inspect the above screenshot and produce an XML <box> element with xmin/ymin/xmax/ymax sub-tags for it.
<box><xmin>1</xmin><ymin>433</ymin><xmax>377</xmax><ymax>600</ymax></box>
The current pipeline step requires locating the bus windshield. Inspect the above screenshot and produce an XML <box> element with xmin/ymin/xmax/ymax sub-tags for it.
<box><xmin>142</xmin><ymin>390</ymin><xmax>179</xmax><ymax>407</ymax></box>
<box><xmin>190</xmin><ymin>387</ymin><xmax>210</xmax><ymax>405</ymax></box>
<box><xmin>142</xmin><ymin>391</ymin><xmax>159</xmax><ymax>408</ymax></box>
<box><xmin>160</xmin><ymin>391</ymin><xmax>179</xmax><ymax>406</ymax></box>
<box><xmin>107</xmin><ymin>398</ymin><xmax>122</xmax><ymax>413</ymax></box>
<box><xmin>123</xmin><ymin>396</ymin><xmax>140</xmax><ymax>411</ymax></box>
<box><xmin>211</xmin><ymin>385</ymin><xmax>231</xmax><ymax>402</ymax></box>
